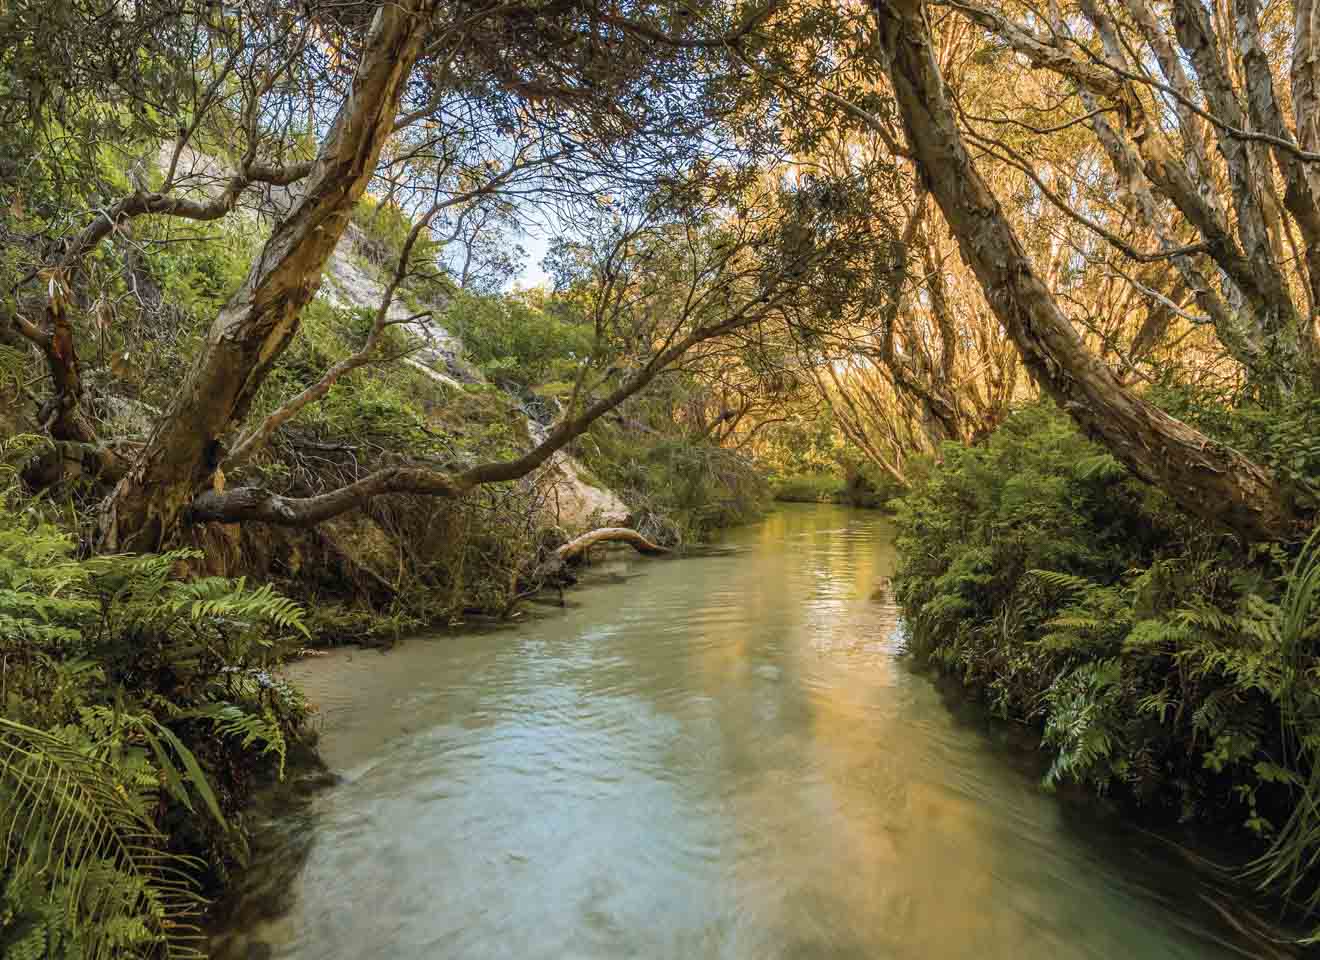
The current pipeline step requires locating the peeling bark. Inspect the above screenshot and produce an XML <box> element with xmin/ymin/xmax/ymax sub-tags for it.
<box><xmin>1170</xmin><ymin>0</ymin><xmax>1309</xmax><ymax>383</ymax></box>
<box><xmin>1064</xmin><ymin>0</ymin><xmax>1252</xmax><ymax>367</ymax></box>
<box><xmin>1234</xmin><ymin>0</ymin><xmax>1320</xmax><ymax>359</ymax></box>
<box><xmin>98</xmin><ymin>0</ymin><xmax>432</xmax><ymax>551</ymax></box>
<box><xmin>951</xmin><ymin>0</ymin><xmax>1312</xmax><ymax>392</ymax></box>
<box><xmin>12</xmin><ymin>285</ymin><xmax>98</xmax><ymax>445</ymax></box>
<box><xmin>868</xmin><ymin>0</ymin><xmax>1297</xmax><ymax>542</ymax></box>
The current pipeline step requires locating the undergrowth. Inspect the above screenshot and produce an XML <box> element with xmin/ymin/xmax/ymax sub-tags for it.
<box><xmin>577</xmin><ymin>418</ymin><xmax>768</xmax><ymax>544</ymax></box>
<box><xmin>892</xmin><ymin>401</ymin><xmax>1320</xmax><ymax>921</ymax></box>
<box><xmin>0</xmin><ymin>440</ymin><xmax>311</xmax><ymax>959</ymax></box>
<box><xmin>770</xmin><ymin>473</ymin><xmax>844</xmax><ymax>503</ymax></box>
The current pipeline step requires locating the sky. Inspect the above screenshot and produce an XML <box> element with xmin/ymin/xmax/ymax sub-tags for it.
<box><xmin>513</xmin><ymin>228</ymin><xmax>553</xmax><ymax>289</ymax></box>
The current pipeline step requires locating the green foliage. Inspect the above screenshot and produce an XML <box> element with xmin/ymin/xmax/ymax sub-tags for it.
<box><xmin>0</xmin><ymin>478</ymin><xmax>310</xmax><ymax>958</ymax></box>
<box><xmin>579</xmin><ymin>421</ymin><xmax>768</xmax><ymax>544</ymax></box>
<box><xmin>443</xmin><ymin>290</ymin><xmax>593</xmax><ymax>389</ymax></box>
<box><xmin>839</xmin><ymin>459</ymin><xmax>904</xmax><ymax>509</ymax></box>
<box><xmin>771</xmin><ymin>473</ymin><xmax>845</xmax><ymax>503</ymax></box>
<box><xmin>1150</xmin><ymin>381</ymin><xmax>1320</xmax><ymax>514</ymax></box>
<box><xmin>892</xmin><ymin>401</ymin><xmax>1320</xmax><ymax>910</ymax></box>
<box><xmin>0</xmin><ymin>719</ymin><xmax>207</xmax><ymax>960</ymax></box>
<box><xmin>351</xmin><ymin>198</ymin><xmax>445</xmax><ymax>276</ymax></box>
<box><xmin>755</xmin><ymin>418</ymin><xmax>843</xmax><ymax>479</ymax></box>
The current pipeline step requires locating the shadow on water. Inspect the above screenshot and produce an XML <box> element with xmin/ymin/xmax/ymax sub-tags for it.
<box><xmin>920</xmin><ymin>668</ymin><xmax>1305</xmax><ymax>958</ymax></box>
<box><xmin>211</xmin><ymin>504</ymin><xmax>1307</xmax><ymax>960</ymax></box>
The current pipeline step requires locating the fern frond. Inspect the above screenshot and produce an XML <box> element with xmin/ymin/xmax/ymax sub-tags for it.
<box><xmin>1072</xmin><ymin>452</ymin><xmax>1125</xmax><ymax>481</ymax></box>
<box><xmin>165</xmin><ymin>577</ymin><xmax>309</xmax><ymax>638</ymax></box>
<box><xmin>184</xmin><ymin>703</ymin><xmax>289</xmax><ymax>778</ymax></box>
<box><xmin>0</xmin><ymin>719</ymin><xmax>207</xmax><ymax>959</ymax></box>
<box><xmin>1025</xmin><ymin>569</ymin><xmax>1094</xmax><ymax>595</ymax></box>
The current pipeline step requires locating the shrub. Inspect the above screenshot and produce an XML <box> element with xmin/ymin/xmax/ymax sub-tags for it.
<box><xmin>578</xmin><ymin>422</ymin><xmax>768</xmax><ymax>544</ymax></box>
<box><xmin>442</xmin><ymin>290</ymin><xmax>593</xmax><ymax>389</ymax></box>
<box><xmin>892</xmin><ymin>401</ymin><xmax>1320</xmax><ymax>912</ymax></box>
<box><xmin>0</xmin><ymin>446</ymin><xmax>310</xmax><ymax>958</ymax></box>
<box><xmin>839</xmin><ymin>459</ymin><xmax>904</xmax><ymax>509</ymax></box>
<box><xmin>771</xmin><ymin>473</ymin><xmax>845</xmax><ymax>503</ymax></box>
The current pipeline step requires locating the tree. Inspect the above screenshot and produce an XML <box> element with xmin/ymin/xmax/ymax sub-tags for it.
<box><xmin>854</xmin><ymin>0</ymin><xmax>1302</xmax><ymax>540</ymax></box>
<box><xmin>5</xmin><ymin>0</ymin><xmax>890</xmax><ymax>552</ymax></box>
<box><xmin>939</xmin><ymin>0</ymin><xmax>1320</xmax><ymax>399</ymax></box>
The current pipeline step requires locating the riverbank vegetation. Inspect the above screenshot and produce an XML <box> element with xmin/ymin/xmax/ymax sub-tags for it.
<box><xmin>891</xmin><ymin>399</ymin><xmax>1320</xmax><ymax>919</ymax></box>
<box><xmin>6</xmin><ymin>0</ymin><xmax>1320</xmax><ymax>949</ymax></box>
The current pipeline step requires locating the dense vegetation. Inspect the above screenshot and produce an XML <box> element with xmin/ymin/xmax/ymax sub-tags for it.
<box><xmin>0</xmin><ymin>444</ymin><xmax>310</xmax><ymax>957</ymax></box>
<box><xmin>4</xmin><ymin>0</ymin><xmax>1320</xmax><ymax>949</ymax></box>
<box><xmin>893</xmin><ymin>401</ymin><xmax>1320</xmax><ymax>914</ymax></box>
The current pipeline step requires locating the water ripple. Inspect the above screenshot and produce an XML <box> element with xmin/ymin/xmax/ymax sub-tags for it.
<box><xmin>213</xmin><ymin>505</ymin><xmax>1276</xmax><ymax>960</ymax></box>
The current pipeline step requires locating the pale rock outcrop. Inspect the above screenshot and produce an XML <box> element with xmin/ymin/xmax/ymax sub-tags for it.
<box><xmin>152</xmin><ymin>145</ymin><xmax>631</xmax><ymax>532</ymax></box>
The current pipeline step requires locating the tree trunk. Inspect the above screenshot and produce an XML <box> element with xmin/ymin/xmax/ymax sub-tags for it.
<box><xmin>1170</xmin><ymin>0</ymin><xmax>1313</xmax><ymax>384</ymax></box>
<box><xmin>867</xmin><ymin>0</ymin><xmax>1299</xmax><ymax>542</ymax></box>
<box><xmin>97</xmin><ymin>0</ymin><xmax>430</xmax><ymax>551</ymax></box>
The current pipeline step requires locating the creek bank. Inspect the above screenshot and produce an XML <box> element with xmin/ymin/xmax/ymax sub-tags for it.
<box><xmin>770</xmin><ymin>463</ymin><xmax>904</xmax><ymax>510</ymax></box>
<box><xmin>913</xmin><ymin>664</ymin><xmax>1308</xmax><ymax>952</ymax></box>
<box><xmin>208</xmin><ymin>504</ymin><xmax>1283</xmax><ymax>960</ymax></box>
<box><xmin>892</xmin><ymin>402</ymin><xmax>1320</xmax><ymax>940</ymax></box>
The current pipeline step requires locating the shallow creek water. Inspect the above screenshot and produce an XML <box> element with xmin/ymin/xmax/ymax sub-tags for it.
<box><xmin>212</xmin><ymin>504</ymin><xmax>1286</xmax><ymax>959</ymax></box>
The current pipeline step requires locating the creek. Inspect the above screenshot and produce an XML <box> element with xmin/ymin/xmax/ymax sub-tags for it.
<box><xmin>212</xmin><ymin>504</ymin><xmax>1277</xmax><ymax>959</ymax></box>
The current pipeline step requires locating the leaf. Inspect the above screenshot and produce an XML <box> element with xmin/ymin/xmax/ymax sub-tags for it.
<box><xmin>0</xmin><ymin>718</ymin><xmax>208</xmax><ymax>959</ymax></box>
<box><xmin>147</xmin><ymin>721</ymin><xmax>227</xmax><ymax>832</ymax></box>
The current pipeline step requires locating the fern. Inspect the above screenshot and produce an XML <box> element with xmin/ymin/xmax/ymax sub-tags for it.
<box><xmin>185</xmin><ymin>702</ymin><xmax>291</xmax><ymax>778</ymax></box>
<box><xmin>891</xmin><ymin>400</ymin><xmax>1320</xmax><ymax>916</ymax></box>
<box><xmin>1072</xmin><ymin>451</ymin><xmax>1125</xmax><ymax>481</ymax></box>
<box><xmin>1246</xmin><ymin>528</ymin><xmax>1320</xmax><ymax>911</ymax></box>
<box><xmin>0</xmin><ymin>719</ymin><xmax>207</xmax><ymax>960</ymax></box>
<box><xmin>1024</xmin><ymin>569</ymin><xmax>1094</xmax><ymax>595</ymax></box>
<box><xmin>166</xmin><ymin>577</ymin><xmax>309</xmax><ymax>639</ymax></box>
<box><xmin>0</xmin><ymin>478</ymin><xmax>312</xmax><ymax>957</ymax></box>
<box><xmin>1042</xmin><ymin>660</ymin><xmax>1124</xmax><ymax>788</ymax></box>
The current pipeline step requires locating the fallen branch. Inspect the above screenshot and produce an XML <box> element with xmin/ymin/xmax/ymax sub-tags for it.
<box><xmin>527</xmin><ymin>526</ymin><xmax>669</xmax><ymax>601</ymax></box>
<box><xmin>555</xmin><ymin>527</ymin><xmax>669</xmax><ymax>562</ymax></box>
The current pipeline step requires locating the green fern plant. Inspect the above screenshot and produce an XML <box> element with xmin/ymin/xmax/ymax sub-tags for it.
<box><xmin>0</xmin><ymin>719</ymin><xmax>207</xmax><ymax>959</ymax></box>
<box><xmin>1245</xmin><ymin>529</ymin><xmax>1320</xmax><ymax>914</ymax></box>
<box><xmin>1041</xmin><ymin>659</ymin><xmax>1125</xmax><ymax>788</ymax></box>
<box><xmin>0</xmin><ymin>472</ymin><xmax>313</xmax><ymax>957</ymax></box>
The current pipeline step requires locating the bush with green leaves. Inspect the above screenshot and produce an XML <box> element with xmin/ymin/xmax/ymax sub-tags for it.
<box><xmin>770</xmin><ymin>473</ymin><xmax>845</xmax><ymax>503</ymax></box>
<box><xmin>0</xmin><ymin>451</ymin><xmax>311</xmax><ymax>958</ymax></box>
<box><xmin>442</xmin><ymin>290</ymin><xmax>593</xmax><ymax>389</ymax></box>
<box><xmin>839</xmin><ymin>459</ymin><xmax>904</xmax><ymax>509</ymax></box>
<box><xmin>892</xmin><ymin>401</ymin><xmax>1320</xmax><ymax>914</ymax></box>
<box><xmin>578</xmin><ymin>421</ymin><xmax>768</xmax><ymax>544</ymax></box>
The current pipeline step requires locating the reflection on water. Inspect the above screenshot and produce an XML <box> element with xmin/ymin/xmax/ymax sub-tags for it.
<box><xmin>213</xmin><ymin>505</ymin><xmax>1274</xmax><ymax>959</ymax></box>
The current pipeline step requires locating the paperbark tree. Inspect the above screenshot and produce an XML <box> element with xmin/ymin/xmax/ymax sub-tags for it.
<box><xmin>939</xmin><ymin>0</ymin><xmax>1320</xmax><ymax>397</ymax></box>
<box><xmin>864</xmin><ymin>0</ymin><xmax>1298</xmax><ymax>542</ymax></box>
<box><xmin>97</xmin><ymin>0</ymin><xmax>432</xmax><ymax>550</ymax></box>
<box><xmin>5</xmin><ymin>0</ymin><xmax>814</xmax><ymax>552</ymax></box>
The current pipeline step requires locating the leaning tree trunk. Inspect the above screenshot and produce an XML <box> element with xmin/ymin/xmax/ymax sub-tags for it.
<box><xmin>866</xmin><ymin>0</ymin><xmax>1298</xmax><ymax>542</ymax></box>
<box><xmin>97</xmin><ymin>0</ymin><xmax>430</xmax><ymax>552</ymax></box>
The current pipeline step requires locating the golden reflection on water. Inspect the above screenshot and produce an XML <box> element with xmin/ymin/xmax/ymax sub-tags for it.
<box><xmin>213</xmin><ymin>505</ymin><xmax>1269</xmax><ymax>960</ymax></box>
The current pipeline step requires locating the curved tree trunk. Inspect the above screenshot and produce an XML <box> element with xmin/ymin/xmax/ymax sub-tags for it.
<box><xmin>97</xmin><ymin>0</ymin><xmax>431</xmax><ymax>552</ymax></box>
<box><xmin>867</xmin><ymin>0</ymin><xmax>1298</xmax><ymax>542</ymax></box>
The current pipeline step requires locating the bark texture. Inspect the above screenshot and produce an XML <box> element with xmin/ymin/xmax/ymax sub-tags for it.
<box><xmin>98</xmin><ymin>0</ymin><xmax>432</xmax><ymax>551</ymax></box>
<box><xmin>869</xmin><ymin>0</ymin><xmax>1297</xmax><ymax>542</ymax></box>
<box><xmin>950</xmin><ymin>0</ymin><xmax>1320</xmax><ymax>394</ymax></box>
<box><xmin>555</xmin><ymin>527</ymin><xmax>670</xmax><ymax>560</ymax></box>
